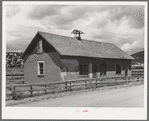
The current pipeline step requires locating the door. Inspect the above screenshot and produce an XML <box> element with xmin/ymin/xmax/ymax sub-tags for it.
<box><xmin>92</xmin><ymin>65</ymin><xmax>97</xmax><ymax>77</ymax></box>
<box><xmin>100</xmin><ymin>62</ymin><xmax>107</xmax><ymax>76</ymax></box>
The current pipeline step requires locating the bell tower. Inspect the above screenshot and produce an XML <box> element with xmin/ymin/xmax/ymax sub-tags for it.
<box><xmin>71</xmin><ymin>29</ymin><xmax>84</xmax><ymax>40</ymax></box>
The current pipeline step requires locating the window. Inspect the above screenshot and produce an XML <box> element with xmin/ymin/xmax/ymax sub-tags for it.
<box><xmin>37</xmin><ymin>39</ymin><xmax>43</xmax><ymax>53</ymax></box>
<box><xmin>38</xmin><ymin>61</ymin><xmax>45</xmax><ymax>76</ymax></box>
<box><xmin>115</xmin><ymin>64</ymin><xmax>121</xmax><ymax>75</ymax></box>
<box><xmin>79</xmin><ymin>65</ymin><xmax>88</xmax><ymax>75</ymax></box>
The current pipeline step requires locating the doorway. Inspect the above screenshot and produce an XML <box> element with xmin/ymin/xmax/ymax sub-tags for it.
<box><xmin>115</xmin><ymin>64</ymin><xmax>122</xmax><ymax>75</ymax></box>
<box><xmin>100</xmin><ymin>62</ymin><xmax>107</xmax><ymax>76</ymax></box>
<box><xmin>92</xmin><ymin>65</ymin><xmax>97</xmax><ymax>77</ymax></box>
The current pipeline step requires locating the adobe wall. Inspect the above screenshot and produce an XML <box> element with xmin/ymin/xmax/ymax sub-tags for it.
<box><xmin>60</xmin><ymin>56</ymin><xmax>132</xmax><ymax>80</ymax></box>
<box><xmin>24</xmin><ymin>52</ymin><xmax>62</xmax><ymax>83</ymax></box>
<box><xmin>24</xmin><ymin>53</ymin><xmax>132</xmax><ymax>83</ymax></box>
<box><xmin>24</xmin><ymin>36</ymin><xmax>63</xmax><ymax>83</ymax></box>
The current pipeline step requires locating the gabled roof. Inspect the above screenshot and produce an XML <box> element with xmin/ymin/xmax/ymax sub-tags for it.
<box><xmin>23</xmin><ymin>31</ymin><xmax>134</xmax><ymax>60</ymax></box>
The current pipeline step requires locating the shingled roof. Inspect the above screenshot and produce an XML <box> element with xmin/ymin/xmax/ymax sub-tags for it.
<box><xmin>24</xmin><ymin>31</ymin><xmax>134</xmax><ymax>60</ymax></box>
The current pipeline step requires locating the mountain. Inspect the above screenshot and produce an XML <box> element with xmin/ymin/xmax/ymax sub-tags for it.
<box><xmin>131</xmin><ymin>50</ymin><xmax>144</xmax><ymax>65</ymax></box>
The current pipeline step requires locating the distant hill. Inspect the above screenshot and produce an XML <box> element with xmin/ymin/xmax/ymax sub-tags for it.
<box><xmin>131</xmin><ymin>50</ymin><xmax>144</xmax><ymax>65</ymax></box>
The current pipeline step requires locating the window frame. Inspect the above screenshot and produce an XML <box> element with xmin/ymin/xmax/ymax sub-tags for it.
<box><xmin>79</xmin><ymin>65</ymin><xmax>88</xmax><ymax>75</ymax></box>
<box><xmin>38</xmin><ymin>61</ymin><xmax>45</xmax><ymax>76</ymax></box>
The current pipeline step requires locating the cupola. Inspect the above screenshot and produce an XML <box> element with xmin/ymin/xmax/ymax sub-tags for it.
<box><xmin>71</xmin><ymin>29</ymin><xmax>84</xmax><ymax>40</ymax></box>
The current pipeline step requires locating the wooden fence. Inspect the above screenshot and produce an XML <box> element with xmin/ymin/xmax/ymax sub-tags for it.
<box><xmin>131</xmin><ymin>69</ymin><xmax>144</xmax><ymax>78</ymax></box>
<box><xmin>6</xmin><ymin>68</ymin><xmax>24</xmax><ymax>85</ymax></box>
<box><xmin>6</xmin><ymin>76</ymin><xmax>143</xmax><ymax>100</ymax></box>
<box><xmin>131</xmin><ymin>65</ymin><xmax>144</xmax><ymax>78</ymax></box>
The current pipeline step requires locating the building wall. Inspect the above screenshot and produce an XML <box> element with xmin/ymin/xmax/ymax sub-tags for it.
<box><xmin>24</xmin><ymin>35</ymin><xmax>63</xmax><ymax>83</ymax></box>
<box><xmin>24</xmin><ymin>53</ymin><xmax>132</xmax><ymax>83</ymax></box>
<box><xmin>24</xmin><ymin>52</ymin><xmax>62</xmax><ymax>83</ymax></box>
<box><xmin>60</xmin><ymin>56</ymin><xmax>132</xmax><ymax>80</ymax></box>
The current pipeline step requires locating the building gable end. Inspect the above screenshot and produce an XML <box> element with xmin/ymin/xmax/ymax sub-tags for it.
<box><xmin>22</xmin><ymin>32</ymin><xmax>62</xmax><ymax>59</ymax></box>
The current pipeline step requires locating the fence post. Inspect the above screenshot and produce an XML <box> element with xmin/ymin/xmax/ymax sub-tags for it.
<box><xmin>96</xmin><ymin>79</ymin><xmax>97</xmax><ymax>88</ymax></box>
<box><xmin>30</xmin><ymin>85</ymin><xmax>33</xmax><ymax>96</ymax></box>
<box><xmin>69</xmin><ymin>83</ymin><xmax>72</xmax><ymax>91</ymax></box>
<box><xmin>115</xmin><ymin>77</ymin><xmax>117</xmax><ymax>81</ymax></box>
<box><xmin>45</xmin><ymin>85</ymin><xmax>47</xmax><ymax>94</ymax></box>
<box><xmin>101</xmin><ymin>78</ymin><xmax>103</xmax><ymax>86</ymax></box>
<box><xmin>85</xmin><ymin>81</ymin><xmax>86</xmax><ymax>88</ymax></box>
<box><xmin>65</xmin><ymin>82</ymin><xmax>67</xmax><ymax>91</ymax></box>
<box><xmin>125</xmin><ymin>76</ymin><xmax>128</xmax><ymax>83</ymax></box>
<box><xmin>12</xmin><ymin>86</ymin><xmax>15</xmax><ymax>100</ymax></box>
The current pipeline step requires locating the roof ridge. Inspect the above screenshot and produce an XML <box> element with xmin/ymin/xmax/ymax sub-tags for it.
<box><xmin>38</xmin><ymin>31</ymin><xmax>114</xmax><ymax>45</ymax></box>
<box><xmin>38</xmin><ymin>31</ymin><xmax>75</xmax><ymax>40</ymax></box>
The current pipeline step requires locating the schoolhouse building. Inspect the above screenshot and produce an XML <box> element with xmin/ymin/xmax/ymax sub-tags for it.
<box><xmin>22</xmin><ymin>29</ymin><xmax>134</xmax><ymax>83</ymax></box>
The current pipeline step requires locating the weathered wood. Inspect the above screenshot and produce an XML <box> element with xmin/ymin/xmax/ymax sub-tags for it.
<box><xmin>95</xmin><ymin>79</ymin><xmax>98</xmax><ymax>88</ymax></box>
<box><xmin>6</xmin><ymin>76</ymin><xmax>142</xmax><ymax>100</ymax></box>
<box><xmin>45</xmin><ymin>85</ymin><xmax>47</xmax><ymax>94</ymax></box>
<box><xmin>6</xmin><ymin>76</ymin><xmax>126</xmax><ymax>88</ymax></box>
<box><xmin>30</xmin><ymin>85</ymin><xmax>33</xmax><ymax>96</ymax></box>
<box><xmin>65</xmin><ymin>82</ymin><xmax>68</xmax><ymax>91</ymax></box>
<box><xmin>12</xmin><ymin>86</ymin><xmax>15</xmax><ymax>100</ymax></box>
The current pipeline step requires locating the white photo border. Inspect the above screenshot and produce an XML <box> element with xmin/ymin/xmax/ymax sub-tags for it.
<box><xmin>2</xmin><ymin>1</ymin><xmax>148</xmax><ymax>120</ymax></box>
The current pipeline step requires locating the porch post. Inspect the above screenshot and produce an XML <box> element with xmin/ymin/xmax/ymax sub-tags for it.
<box><xmin>88</xmin><ymin>63</ymin><xmax>93</xmax><ymax>78</ymax></box>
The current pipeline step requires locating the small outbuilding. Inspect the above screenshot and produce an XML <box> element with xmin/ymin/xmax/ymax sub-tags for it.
<box><xmin>22</xmin><ymin>30</ymin><xmax>134</xmax><ymax>83</ymax></box>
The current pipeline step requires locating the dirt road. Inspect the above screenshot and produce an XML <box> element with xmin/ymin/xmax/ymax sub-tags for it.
<box><xmin>15</xmin><ymin>85</ymin><xmax>144</xmax><ymax>107</ymax></box>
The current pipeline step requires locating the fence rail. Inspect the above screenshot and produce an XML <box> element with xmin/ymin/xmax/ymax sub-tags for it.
<box><xmin>6</xmin><ymin>76</ymin><xmax>143</xmax><ymax>100</ymax></box>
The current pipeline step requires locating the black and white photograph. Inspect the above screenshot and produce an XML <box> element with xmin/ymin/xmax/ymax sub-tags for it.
<box><xmin>2</xmin><ymin>1</ymin><xmax>147</xmax><ymax>120</ymax></box>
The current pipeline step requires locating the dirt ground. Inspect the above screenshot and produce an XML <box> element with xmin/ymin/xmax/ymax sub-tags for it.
<box><xmin>8</xmin><ymin>82</ymin><xmax>144</xmax><ymax>107</ymax></box>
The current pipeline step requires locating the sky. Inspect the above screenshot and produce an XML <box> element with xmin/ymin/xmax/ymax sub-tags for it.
<box><xmin>5</xmin><ymin>2</ymin><xmax>145</xmax><ymax>55</ymax></box>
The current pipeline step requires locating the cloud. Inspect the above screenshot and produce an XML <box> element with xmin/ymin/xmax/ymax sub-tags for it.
<box><xmin>7</xmin><ymin>25</ymin><xmax>45</xmax><ymax>41</ymax></box>
<box><xmin>6</xmin><ymin>37</ymin><xmax>31</xmax><ymax>52</ymax></box>
<box><xmin>5</xmin><ymin>4</ymin><xmax>145</xmax><ymax>55</ymax></box>
<box><xmin>6</xmin><ymin>25</ymin><xmax>46</xmax><ymax>52</ymax></box>
<box><xmin>109</xmin><ymin>5</ymin><xmax>144</xmax><ymax>29</ymax></box>
<box><xmin>27</xmin><ymin>5</ymin><xmax>67</xmax><ymax>19</ymax></box>
<box><xmin>27</xmin><ymin>5</ymin><xmax>113</xmax><ymax>30</ymax></box>
<box><xmin>92</xmin><ymin>15</ymin><xmax>144</xmax><ymax>53</ymax></box>
<box><xmin>121</xmin><ymin>33</ymin><xmax>144</xmax><ymax>52</ymax></box>
<box><xmin>6</xmin><ymin>5</ymin><xmax>20</xmax><ymax>18</ymax></box>
<box><xmin>27</xmin><ymin>5</ymin><xmax>144</xmax><ymax>31</ymax></box>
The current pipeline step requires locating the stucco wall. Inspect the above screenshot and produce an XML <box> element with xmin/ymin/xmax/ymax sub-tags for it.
<box><xmin>60</xmin><ymin>56</ymin><xmax>132</xmax><ymax>80</ymax></box>
<box><xmin>24</xmin><ymin>52</ymin><xmax>62</xmax><ymax>83</ymax></box>
<box><xmin>24</xmin><ymin>53</ymin><xmax>132</xmax><ymax>83</ymax></box>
